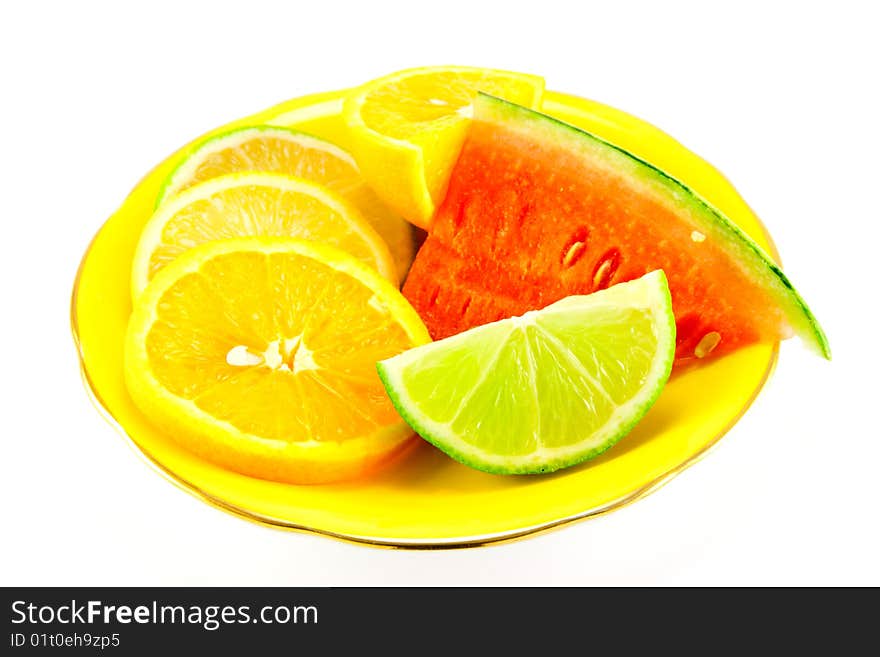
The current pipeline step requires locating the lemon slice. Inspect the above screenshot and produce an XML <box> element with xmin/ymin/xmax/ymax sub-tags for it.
<box><xmin>131</xmin><ymin>172</ymin><xmax>396</xmax><ymax>299</ymax></box>
<box><xmin>124</xmin><ymin>237</ymin><xmax>430</xmax><ymax>484</ymax></box>
<box><xmin>343</xmin><ymin>66</ymin><xmax>544</xmax><ymax>228</ymax></box>
<box><xmin>157</xmin><ymin>125</ymin><xmax>415</xmax><ymax>280</ymax></box>
<box><xmin>378</xmin><ymin>271</ymin><xmax>675</xmax><ymax>474</ymax></box>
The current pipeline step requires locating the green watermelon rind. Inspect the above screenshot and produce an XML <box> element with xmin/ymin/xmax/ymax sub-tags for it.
<box><xmin>475</xmin><ymin>93</ymin><xmax>830</xmax><ymax>360</ymax></box>
<box><xmin>376</xmin><ymin>271</ymin><xmax>677</xmax><ymax>476</ymax></box>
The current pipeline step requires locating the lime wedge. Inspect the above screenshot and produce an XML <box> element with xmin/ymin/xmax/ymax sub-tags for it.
<box><xmin>377</xmin><ymin>270</ymin><xmax>676</xmax><ymax>474</ymax></box>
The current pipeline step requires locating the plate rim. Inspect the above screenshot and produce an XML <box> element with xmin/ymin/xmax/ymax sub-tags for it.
<box><xmin>70</xmin><ymin>343</ymin><xmax>778</xmax><ymax>549</ymax></box>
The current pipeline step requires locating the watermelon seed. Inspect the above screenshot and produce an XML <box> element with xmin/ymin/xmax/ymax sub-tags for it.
<box><xmin>427</xmin><ymin>285</ymin><xmax>440</xmax><ymax>308</ymax></box>
<box><xmin>691</xmin><ymin>230</ymin><xmax>706</xmax><ymax>243</ymax></box>
<box><xmin>452</xmin><ymin>199</ymin><xmax>469</xmax><ymax>232</ymax></box>
<box><xmin>694</xmin><ymin>331</ymin><xmax>722</xmax><ymax>358</ymax></box>
<box><xmin>562</xmin><ymin>241</ymin><xmax>587</xmax><ymax>268</ymax></box>
<box><xmin>561</xmin><ymin>226</ymin><xmax>590</xmax><ymax>268</ymax></box>
<box><xmin>592</xmin><ymin>248</ymin><xmax>620</xmax><ymax>290</ymax></box>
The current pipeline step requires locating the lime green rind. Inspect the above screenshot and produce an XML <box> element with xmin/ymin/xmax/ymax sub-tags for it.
<box><xmin>154</xmin><ymin>124</ymin><xmax>355</xmax><ymax>209</ymax></box>
<box><xmin>476</xmin><ymin>93</ymin><xmax>830</xmax><ymax>360</ymax></box>
<box><xmin>377</xmin><ymin>271</ymin><xmax>676</xmax><ymax>475</ymax></box>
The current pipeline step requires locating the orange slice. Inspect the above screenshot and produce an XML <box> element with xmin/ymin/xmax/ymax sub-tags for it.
<box><xmin>157</xmin><ymin>125</ymin><xmax>415</xmax><ymax>280</ymax></box>
<box><xmin>131</xmin><ymin>172</ymin><xmax>396</xmax><ymax>299</ymax></box>
<box><xmin>343</xmin><ymin>66</ymin><xmax>545</xmax><ymax>228</ymax></box>
<box><xmin>124</xmin><ymin>237</ymin><xmax>431</xmax><ymax>484</ymax></box>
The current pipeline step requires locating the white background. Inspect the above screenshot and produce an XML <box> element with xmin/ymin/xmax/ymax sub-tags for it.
<box><xmin>2</xmin><ymin>0</ymin><xmax>877</xmax><ymax>586</ymax></box>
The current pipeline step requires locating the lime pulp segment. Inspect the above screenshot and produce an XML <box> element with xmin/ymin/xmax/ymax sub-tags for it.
<box><xmin>377</xmin><ymin>270</ymin><xmax>676</xmax><ymax>474</ymax></box>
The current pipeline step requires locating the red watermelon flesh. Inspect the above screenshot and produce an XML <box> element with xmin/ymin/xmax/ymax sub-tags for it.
<box><xmin>402</xmin><ymin>94</ymin><xmax>829</xmax><ymax>367</ymax></box>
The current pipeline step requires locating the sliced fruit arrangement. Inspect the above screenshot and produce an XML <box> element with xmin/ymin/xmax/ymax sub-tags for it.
<box><xmin>157</xmin><ymin>125</ymin><xmax>415</xmax><ymax>280</ymax></box>
<box><xmin>402</xmin><ymin>94</ymin><xmax>830</xmax><ymax>367</ymax></box>
<box><xmin>124</xmin><ymin>237</ymin><xmax>430</xmax><ymax>484</ymax></box>
<box><xmin>131</xmin><ymin>172</ymin><xmax>396</xmax><ymax>298</ymax></box>
<box><xmin>343</xmin><ymin>66</ymin><xmax>545</xmax><ymax>228</ymax></box>
<box><xmin>116</xmin><ymin>66</ymin><xmax>829</xmax><ymax>487</ymax></box>
<box><xmin>379</xmin><ymin>271</ymin><xmax>675</xmax><ymax>474</ymax></box>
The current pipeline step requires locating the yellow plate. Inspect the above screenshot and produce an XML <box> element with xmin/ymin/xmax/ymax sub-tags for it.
<box><xmin>71</xmin><ymin>87</ymin><xmax>778</xmax><ymax>548</ymax></box>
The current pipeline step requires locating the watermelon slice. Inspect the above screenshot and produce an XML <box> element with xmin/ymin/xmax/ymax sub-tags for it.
<box><xmin>402</xmin><ymin>94</ymin><xmax>829</xmax><ymax>367</ymax></box>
